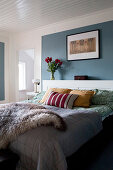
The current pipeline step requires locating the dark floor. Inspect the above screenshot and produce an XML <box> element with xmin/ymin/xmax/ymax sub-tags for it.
<box><xmin>86</xmin><ymin>139</ymin><xmax>113</xmax><ymax>170</ymax></box>
<box><xmin>67</xmin><ymin>130</ymin><xmax>113</xmax><ymax>170</ymax></box>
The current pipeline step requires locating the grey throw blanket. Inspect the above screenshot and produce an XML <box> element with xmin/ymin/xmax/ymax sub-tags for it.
<box><xmin>0</xmin><ymin>103</ymin><xmax>66</xmax><ymax>149</ymax></box>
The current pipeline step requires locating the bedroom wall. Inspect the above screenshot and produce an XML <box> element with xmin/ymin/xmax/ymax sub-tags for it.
<box><xmin>11</xmin><ymin>30</ymin><xmax>42</xmax><ymax>101</ymax></box>
<box><xmin>9</xmin><ymin>7</ymin><xmax>113</xmax><ymax>101</ymax></box>
<box><xmin>0</xmin><ymin>42</ymin><xmax>4</xmax><ymax>100</ymax></box>
<box><xmin>0</xmin><ymin>32</ymin><xmax>10</xmax><ymax>104</ymax></box>
<box><xmin>42</xmin><ymin>20</ymin><xmax>113</xmax><ymax>81</ymax></box>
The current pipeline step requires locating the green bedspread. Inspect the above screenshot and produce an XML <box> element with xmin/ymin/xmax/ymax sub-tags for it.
<box><xmin>73</xmin><ymin>105</ymin><xmax>113</xmax><ymax>120</ymax></box>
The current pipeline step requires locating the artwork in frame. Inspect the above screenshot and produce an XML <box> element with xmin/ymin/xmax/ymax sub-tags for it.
<box><xmin>67</xmin><ymin>30</ymin><xmax>99</xmax><ymax>61</ymax></box>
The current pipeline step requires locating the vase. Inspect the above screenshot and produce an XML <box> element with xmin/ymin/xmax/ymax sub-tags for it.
<box><xmin>50</xmin><ymin>72</ymin><xmax>55</xmax><ymax>80</ymax></box>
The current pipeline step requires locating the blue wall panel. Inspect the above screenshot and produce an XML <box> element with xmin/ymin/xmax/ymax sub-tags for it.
<box><xmin>42</xmin><ymin>20</ymin><xmax>113</xmax><ymax>80</ymax></box>
<box><xmin>0</xmin><ymin>42</ymin><xmax>4</xmax><ymax>101</ymax></box>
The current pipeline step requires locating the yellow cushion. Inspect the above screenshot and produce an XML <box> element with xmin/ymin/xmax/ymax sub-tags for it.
<box><xmin>40</xmin><ymin>88</ymin><xmax>72</xmax><ymax>103</ymax></box>
<box><xmin>70</xmin><ymin>90</ymin><xmax>95</xmax><ymax>107</ymax></box>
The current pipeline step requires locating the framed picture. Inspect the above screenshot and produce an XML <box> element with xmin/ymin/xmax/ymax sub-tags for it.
<box><xmin>67</xmin><ymin>30</ymin><xmax>99</xmax><ymax>61</ymax></box>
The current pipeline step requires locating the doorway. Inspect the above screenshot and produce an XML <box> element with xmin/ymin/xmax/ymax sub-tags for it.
<box><xmin>18</xmin><ymin>49</ymin><xmax>34</xmax><ymax>101</ymax></box>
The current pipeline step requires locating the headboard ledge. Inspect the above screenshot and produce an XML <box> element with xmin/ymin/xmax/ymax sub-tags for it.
<box><xmin>43</xmin><ymin>80</ymin><xmax>113</xmax><ymax>91</ymax></box>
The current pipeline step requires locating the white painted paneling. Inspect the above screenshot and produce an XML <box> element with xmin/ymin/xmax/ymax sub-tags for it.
<box><xmin>40</xmin><ymin>7</ymin><xmax>113</xmax><ymax>36</ymax></box>
<box><xmin>0</xmin><ymin>0</ymin><xmax>113</xmax><ymax>32</ymax></box>
<box><xmin>43</xmin><ymin>80</ymin><xmax>113</xmax><ymax>91</ymax></box>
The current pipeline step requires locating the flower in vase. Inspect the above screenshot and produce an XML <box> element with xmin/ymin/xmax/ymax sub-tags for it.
<box><xmin>45</xmin><ymin>57</ymin><xmax>62</xmax><ymax>80</ymax></box>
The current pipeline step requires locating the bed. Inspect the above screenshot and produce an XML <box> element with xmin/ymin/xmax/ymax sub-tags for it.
<box><xmin>8</xmin><ymin>80</ymin><xmax>113</xmax><ymax>170</ymax></box>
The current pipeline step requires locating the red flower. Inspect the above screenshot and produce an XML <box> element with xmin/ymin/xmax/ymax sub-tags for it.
<box><xmin>45</xmin><ymin>58</ymin><xmax>48</xmax><ymax>63</ymax></box>
<box><xmin>49</xmin><ymin>57</ymin><xmax>52</xmax><ymax>62</ymax></box>
<box><xmin>59</xmin><ymin>61</ymin><xmax>62</xmax><ymax>65</ymax></box>
<box><xmin>45</xmin><ymin>57</ymin><xmax>50</xmax><ymax>63</ymax></box>
<box><xmin>45</xmin><ymin>57</ymin><xmax>52</xmax><ymax>63</ymax></box>
<box><xmin>55</xmin><ymin>59</ymin><xmax>60</xmax><ymax>64</ymax></box>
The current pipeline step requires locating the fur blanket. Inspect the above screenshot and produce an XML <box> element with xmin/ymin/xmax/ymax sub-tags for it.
<box><xmin>0</xmin><ymin>103</ymin><xmax>66</xmax><ymax>149</ymax></box>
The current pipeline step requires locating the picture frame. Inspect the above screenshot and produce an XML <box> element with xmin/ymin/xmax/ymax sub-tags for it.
<box><xmin>66</xmin><ymin>30</ymin><xmax>99</xmax><ymax>61</ymax></box>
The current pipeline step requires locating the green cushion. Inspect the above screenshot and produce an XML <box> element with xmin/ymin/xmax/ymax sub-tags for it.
<box><xmin>33</xmin><ymin>91</ymin><xmax>46</xmax><ymax>101</ymax></box>
<box><xmin>107</xmin><ymin>102</ymin><xmax>113</xmax><ymax>110</ymax></box>
<box><xmin>23</xmin><ymin>91</ymin><xmax>46</xmax><ymax>104</ymax></box>
<box><xmin>91</xmin><ymin>89</ymin><xmax>113</xmax><ymax>105</ymax></box>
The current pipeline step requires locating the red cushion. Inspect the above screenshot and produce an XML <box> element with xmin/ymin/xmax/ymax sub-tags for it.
<box><xmin>45</xmin><ymin>91</ymin><xmax>78</xmax><ymax>109</ymax></box>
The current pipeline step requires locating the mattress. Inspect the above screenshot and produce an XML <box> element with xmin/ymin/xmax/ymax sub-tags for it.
<box><xmin>12</xmin><ymin>97</ymin><xmax>111</xmax><ymax>170</ymax></box>
<box><xmin>10</xmin><ymin>104</ymin><xmax>103</xmax><ymax>170</ymax></box>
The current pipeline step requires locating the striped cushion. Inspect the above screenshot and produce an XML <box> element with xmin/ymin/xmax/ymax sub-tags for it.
<box><xmin>44</xmin><ymin>91</ymin><xmax>78</xmax><ymax>109</ymax></box>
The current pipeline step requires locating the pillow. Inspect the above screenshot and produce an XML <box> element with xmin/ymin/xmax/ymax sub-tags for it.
<box><xmin>91</xmin><ymin>89</ymin><xmax>113</xmax><ymax>105</ymax></box>
<box><xmin>70</xmin><ymin>90</ymin><xmax>95</xmax><ymax>107</ymax></box>
<box><xmin>107</xmin><ymin>103</ymin><xmax>113</xmax><ymax>110</ymax></box>
<box><xmin>40</xmin><ymin>88</ymin><xmax>72</xmax><ymax>103</ymax></box>
<box><xmin>33</xmin><ymin>91</ymin><xmax>46</xmax><ymax>100</ymax></box>
<box><xmin>44</xmin><ymin>91</ymin><xmax>78</xmax><ymax>109</ymax></box>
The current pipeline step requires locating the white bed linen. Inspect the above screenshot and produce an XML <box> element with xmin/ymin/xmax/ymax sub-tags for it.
<box><xmin>10</xmin><ymin>105</ymin><xmax>103</xmax><ymax>170</ymax></box>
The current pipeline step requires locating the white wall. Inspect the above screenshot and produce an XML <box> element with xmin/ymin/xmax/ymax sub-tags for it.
<box><xmin>8</xmin><ymin>30</ymin><xmax>41</xmax><ymax>102</ymax></box>
<box><xmin>3</xmin><ymin>7</ymin><xmax>113</xmax><ymax>103</ymax></box>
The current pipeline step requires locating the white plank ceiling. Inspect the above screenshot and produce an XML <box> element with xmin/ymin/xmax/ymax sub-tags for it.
<box><xmin>0</xmin><ymin>0</ymin><xmax>113</xmax><ymax>32</ymax></box>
